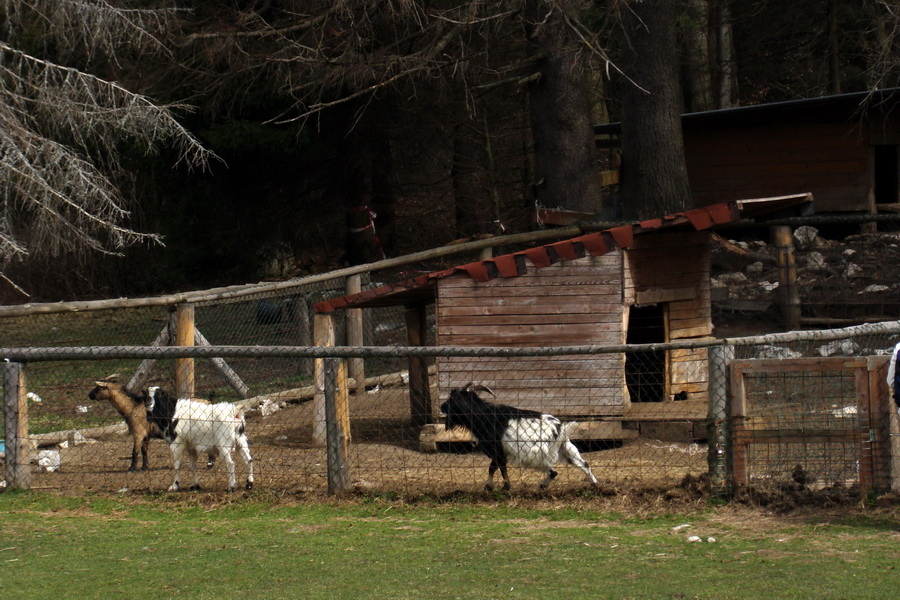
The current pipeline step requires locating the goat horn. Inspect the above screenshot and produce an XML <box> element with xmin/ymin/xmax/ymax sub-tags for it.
<box><xmin>99</xmin><ymin>374</ymin><xmax>122</xmax><ymax>382</ymax></box>
<box><xmin>472</xmin><ymin>384</ymin><xmax>495</xmax><ymax>397</ymax></box>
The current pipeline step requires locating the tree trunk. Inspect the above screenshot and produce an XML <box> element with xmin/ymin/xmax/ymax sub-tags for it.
<box><xmin>524</xmin><ymin>0</ymin><xmax>602</xmax><ymax>215</ymax></box>
<box><xmin>683</xmin><ymin>0</ymin><xmax>715</xmax><ymax>112</ymax></box>
<box><xmin>827</xmin><ymin>0</ymin><xmax>842</xmax><ymax>95</ymax></box>
<box><xmin>712</xmin><ymin>0</ymin><xmax>737</xmax><ymax>109</ymax></box>
<box><xmin>620</xmin><ymin>0</ymin><xmax>692</xmax><ymax>220</ymax></box>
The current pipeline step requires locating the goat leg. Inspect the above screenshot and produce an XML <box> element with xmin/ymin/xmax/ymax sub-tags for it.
<box><xmin>187</xmin><ymin>448</ymin><xmax>201</xmax><ymax>491</ymax></box>
<box><xmin>561</xmin><ymin>440</ymin><xmax>599</xmax><ymax>487</ymax></box>
<box><xmin>499</xmin><ymin>464</ymin><xmax>511</xmax><ymax>491</ymax></box>
<box><xmin>538</xmin><ymin>469</ymin><xmax>558</xmax><ymax>489</ymax></box>
<box><xmin>222</xmin><ymin>448</ymin><xmax>237</xmax><ymax>492</ymax></box>
<box><xmin>128</xmin><ymin>445</ymin><xmax>140</xmax><ymax>472</ymax></box>
<box><xmin>236</xmin><ymin>435</ymin><xmax>254</xmax><ymax>490</ymax></box>
<box><xmin>168</xmin><ymin>443</ymin><xmax>184</xmax><ymax>492</ymax></box>
<box><xmin>140</xmin><ymin>436</ymin><xmax>150</xmax><ymax>471</ymax></box>
<box><xmin>484</xmin><ymin>460</ymin><xmax>500</xmax><ymax>492</ymax></box>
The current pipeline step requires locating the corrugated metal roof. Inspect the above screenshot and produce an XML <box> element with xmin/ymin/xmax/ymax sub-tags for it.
<box><xmin>313</xmin><ymin>195</ymin><xmax>809</xmax><ymax>314</ymax></box>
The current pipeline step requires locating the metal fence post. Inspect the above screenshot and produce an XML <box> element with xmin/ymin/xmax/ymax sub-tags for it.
<box><xmin>324</xmin><ymin>357</ymin><xmax>351</xmax><ymax>494</ymax></box>
<box><xmin>3</xmin><ymin>361</ymin><xmax>31</xmax><ymax>490</ymax></box>
<box><xmin>708</xmin><ymin>344</ymin><xmax>734</xmax><ymax>497</ymax></box>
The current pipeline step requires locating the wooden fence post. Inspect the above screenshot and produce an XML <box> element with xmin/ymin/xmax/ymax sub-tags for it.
<box><xmin>175</xmin><ymin>303</ymin><xmax>195</xmax><ymax>399</ymax></box>
<box><xmin>771</xmin><ymin>225</ymin><xmax>801</xmax><ymax>331</ymax></box>
<box><xmin>313</xmin><ymin>313</ymin><xmax>336</xmax><ymax>446</ymax></box>
<box><xmin>3</xmin><ymin>362</ymin><xmax>31</xmax><ymax>490</ymax></box>
<box><xmin>346</xmin><ymin>275</ymin><xmax>366</xmax><ymax>398</ymax></box>
<box><xmin>324</xmin><ymin>357</ymin><xmax>351</xmax><ymax>493</ymax></box>
<box><xmin>707</xmin><ymin>344</ymin><xmax>734</xmax><ymax>497</ymax></box>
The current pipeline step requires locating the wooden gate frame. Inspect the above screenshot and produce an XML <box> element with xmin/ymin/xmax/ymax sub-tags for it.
<box><xmin>730</xmin><ymin>356</ymin><xmax>893</xmax><ymax>493</ymax></box>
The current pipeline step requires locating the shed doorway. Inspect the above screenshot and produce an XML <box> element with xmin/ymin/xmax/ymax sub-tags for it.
<box><xmin>625</xmin><ymin>304</ymin><xmax>667</xmax><ymax>403</ymax></box>
<box><xmin>874</xmin><ymin>144</ymin><xmax>899</xmax><ymax>206</ymax></box>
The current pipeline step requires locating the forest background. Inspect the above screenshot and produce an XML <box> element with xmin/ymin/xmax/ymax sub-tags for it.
<box><xmin>1</xmin><ymin>0</ymin><xmax>897</xmax><ymax>303</ymax></box>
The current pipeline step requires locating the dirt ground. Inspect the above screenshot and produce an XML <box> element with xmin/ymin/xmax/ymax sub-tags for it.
<box><xmin>16</xmin><ymin>392</ymin><xmax>708</xmax><ymax>498</ymax></box>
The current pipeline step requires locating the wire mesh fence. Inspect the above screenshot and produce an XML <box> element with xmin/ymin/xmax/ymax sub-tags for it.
<box><xmin>2</xmin><ymin>321</ymin><xmax>899</xmax><ymax>499</ymax></box>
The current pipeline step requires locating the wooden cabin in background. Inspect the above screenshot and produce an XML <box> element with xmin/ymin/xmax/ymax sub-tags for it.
<box><xmin>594</xmin><ymin>89</ymin><xmax>900</xmax><ymax>216</ymax></box>
<box><xmin>314</xmin><ymin>196</ymin><xmax>812</xmax><ymax>445</ymax></box>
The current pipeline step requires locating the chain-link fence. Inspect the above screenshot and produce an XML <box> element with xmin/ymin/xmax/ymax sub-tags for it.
<box><xmin>3</xmin><ymin>321</ymin><xmax>900</xmax><ymax>498</ymax></box>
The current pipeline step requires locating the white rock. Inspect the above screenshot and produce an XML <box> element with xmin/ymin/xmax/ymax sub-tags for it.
<box><xmin>818</xmin><ymin>339</ymin><xmax>860</xmax><ymax>357</ymax></box>
<box><xmin>716</xmin><ymin>272</ymin><xmax>748</xmax><ymax>285</ymax></box>
<box><xmin>755</xmin><ymin>345</ymin><xmax>803</xmax><ymax>359</ymax></box>
<box><xmin>844</xmin><ymin>263</ymin><xmax>863</xmax><ymax>278</ymax></box>
<box><xmin>687</xmin><ymin>535</ymin><xmax>702</xmax><ymax>543</ymax></box>
<box><xmin>746</xmin><ymin>262</ymin><xmax>764</xmax><ymax>275</ymax></box>
<box><xmin>707</xmin><ymin>537</ymin><xmax>716</xmax><ymax>543</ymax></box>
<box><xmin>806</xmin><ymin>251</ymin><xmax>827</xmax><ymax>270</ymax></box>
<box><xmin>259</xmin><ymin>398</ymin><xmax>281</xmax><ymax>417</ymax></box>
<box><xmin>861</xmin><ymin>285</ymin><xmax>889</xmax><ymax>293</ymax></box>
<box><xmin>793</xmin><ymin>225</ymin><xmax>820</xmax><ymax>248</ymax></box>
<box><xmin>36</xmin><ymin>449</ymin><xmax>60</xmax><ymax>472</ymax></box>
<box><xmin>672</xmin><ymin>524</ymin><xmax>692</xmax><ymax>532</ymax></box>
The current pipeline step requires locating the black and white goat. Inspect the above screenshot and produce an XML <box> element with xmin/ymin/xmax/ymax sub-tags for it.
<box><xmin>146</xmin><ymin>387</ymin><xmax>254</xmax><ymax>492</ymax></box>
<box><xmin>440</xmin><ymin>383</ymin><xmax>599</xmax><ymax>491</ymax></box>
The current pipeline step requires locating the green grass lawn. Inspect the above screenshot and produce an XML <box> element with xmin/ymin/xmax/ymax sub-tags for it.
<box><xmin>1</xmin><ymin>491</ymin><xmax>899</xmax><ymax>599</ymax></box>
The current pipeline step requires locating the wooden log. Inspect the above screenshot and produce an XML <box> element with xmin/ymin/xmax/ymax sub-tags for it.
<box><xmin>30</xmin><ymin>423</ymin><xmax>128</xmax><ymax>448</ymax></box>
<box><xmin>0</xmin><ymin>226</ymin><xmax>587</xmax><ymax>318</ymax></box>
<box><xmin>174</xmin><ymin>303</ymin><xmax>195</xmax><ymax>399</ymax></box>
<box><xmin>2</xmin><ymin>362</ymin><xmax>31</xmax><ymax>490</ymax></box>
<box><xmin>194</xmin><ymin>327</ymin><xmax>250</xmax><ymax>397</ymax></box>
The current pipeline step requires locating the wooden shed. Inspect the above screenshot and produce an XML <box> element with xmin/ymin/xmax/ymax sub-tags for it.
<box><xmin>313</xmin><ymin>196</ymin><xmax>811</xmax><ymax>442</ymax></box>
<box><xmin>595</xmin><ymin>89</ymin><xmax>900</xmax><ymax>215</ymax></box>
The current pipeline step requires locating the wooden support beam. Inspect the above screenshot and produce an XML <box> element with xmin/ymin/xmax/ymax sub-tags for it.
<box><xmin>174</xmin><ymin>303</ymin><xmax>195</xmax><ymax>399</ymax></box>
<box><xmin>2</xmin><ymin>362</ymin><xmax>31</xmax><ymax>490</ymax></box>
<box><xmin>770</xmin><ymin>225</ymin><xmax>801</xmax><ymax>331</ymax></box>
<box><xmin>406</xmin><ymin>304</ymin><xmax>431</xmax><ymax>428</ymax></box>
<box><xmin>127</xmin><ymin>324</ymin><xmax>170</xmax><ymax>393</ymax></box>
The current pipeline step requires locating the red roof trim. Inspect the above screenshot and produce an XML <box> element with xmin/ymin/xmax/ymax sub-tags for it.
<box><xmin>608</xmin><ymin>225</ymin><xmax>634</xmax><ymax>248</ymax></box>
<box><xmin>522</xmin><ymin>247</ymin><xmax>553</xmax><ymax>268</ymax></box>
<box><xmin>312</xmin><ymin>197</ymin><xmax>807</xmax><ymax>313</ymax></box>
<box><xmin>492</xmin><ymin>254</ymin><xmax>520</xmax><ymax>278</ymax></box>
<box><xmin>548</xmin><ymin>240</ymin><xmax>579</xmax><ymax>261</ymax></box>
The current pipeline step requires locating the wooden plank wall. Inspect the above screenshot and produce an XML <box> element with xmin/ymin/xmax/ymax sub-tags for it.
<box><xmin>685</xmin><ymin>122</ymin><xmax>872</xmax><ymax>213</ymax></box>
<box><xmin>435</xmin><ymin>253</ymin><xmax>626</xmax><ymax>417</ymax></box>
<box><xmin>624</xmin><ymin>231</ymin><xmax>712</xmax><ymax>419</ymax></box>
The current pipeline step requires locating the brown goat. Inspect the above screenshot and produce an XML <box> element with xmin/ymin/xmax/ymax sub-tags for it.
<box><xmin>88</xmin><ymin>379</ymin><xmax>214</xmax><ymax>472</ymax></box>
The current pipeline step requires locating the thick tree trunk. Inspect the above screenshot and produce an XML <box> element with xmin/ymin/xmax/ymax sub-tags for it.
<box><xmin>524</xmin><ymin>0</ymin><xmax>602</xmax><ymax>215</ymax></box>
<box><xmin>620</xmin><ymin>0</ymin><xmax>692</xmax><ymax>220</ymax></box>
